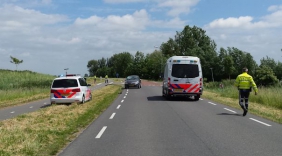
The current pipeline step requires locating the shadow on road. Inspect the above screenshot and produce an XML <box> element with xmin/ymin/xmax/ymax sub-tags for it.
<box><xmin>147</xmin><ymin>96</ymin><xmax>196</xmax><ymax>102</ymax></box>
<box><xmin>147</xmin><ymin>96</ymin><xmax>166</xmax><ymax>101</ymax></box>
<box><xmin>217</xmin><ymin>113</ymin><xmax>242</xmax><ymax>116</ymax></box>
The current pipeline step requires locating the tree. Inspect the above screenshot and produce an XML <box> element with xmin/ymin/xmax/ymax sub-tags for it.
<box><xmin>109</xmin><ymin>52</ymin><xmax>133</xmax><ymax>77</ymax></box>
<box><xmin>222</xmin><ymin>55</ymin><xmax>236</xmax><ymax>80</ymax></box>
<box><xmin>160</xmin><ymin>25</ymin><xmax>218</xmax><ymax>81</ymax></box>
<box><xmin>228</xmin><ymin>47</ymin><xmax>257</xmax><ymax>77</ymax></box>
<box><xmin>275</xmin><ymin>61</ymin><xmax>282</xmax><ymax>80</ymax></box>
<box><xmin>260</xmin><ymin>56</ymin><xmax>282</xmax><ymax>80</ymax></box>
<box><xmin>10</xmin><ymin>56</ymin><xmax>23</xmax><ymax>70</ymax></box>
<box><xmin>254</xmin><ymin>65</ymin><xmax>279</xmax><ymax>86</ymax></box>
<box><xmin>87</xmin><ymin>59</ymin><xmax>99</xmax><ymax>76</ymax></box>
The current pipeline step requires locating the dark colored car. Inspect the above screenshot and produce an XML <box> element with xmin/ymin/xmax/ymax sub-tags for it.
<box><xmin>124</xmin><ymin>75</ymin><xmax>141</xmax><ymax>89</ymax></box>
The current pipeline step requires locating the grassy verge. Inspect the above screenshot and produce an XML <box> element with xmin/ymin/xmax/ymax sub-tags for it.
<box><xmin>0</xmin><ymin>85</ymin><xmax>121</xmax><ymax>156</ymax></box>
<box><xmin>0</xmin><ymin>88</ymin><xmax>50</xmax><ymax>109</ymax></box>
<box><xmin>202</xmin><ymin>90</ymin><xmax>282</xmax><ymax>124</ymax></box>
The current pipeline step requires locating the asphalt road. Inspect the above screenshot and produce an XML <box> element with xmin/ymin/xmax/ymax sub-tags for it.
<box><xmin>57</xmin><ymin>84</ymin><xmax>282</xmax><ymax>156</ymax></box>
<box><xmin>0</xmin><ymin>82</ymin><xmax>111</xmax><ymax>121</ymax></box>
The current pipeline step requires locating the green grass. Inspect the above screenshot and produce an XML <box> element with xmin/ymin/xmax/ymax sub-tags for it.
<box><xmin>0</xmin><ymin>85</ymin><xmax>121</xmax><ymax>156</ymax></box>
<box><xmin>203</xmin><ymin>80</ymin><xmax>282</xmax><ymax>124</ymax></box>
<box><xmin>205</xmin><ymin>80</ymin><xmax>282</xmax><ymax>110</ymax></box>
<box><xmin>0</xmin><ymin>70</ymin><xmax>55</xmax><ymax>108</ymax></box>
<box><xmin>0</xmin><ymin>69</ymin><xmax>55</xmax><ymax>90</ymax></box>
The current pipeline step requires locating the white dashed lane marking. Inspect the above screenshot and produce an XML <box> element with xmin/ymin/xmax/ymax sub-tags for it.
<box><xmin>10</xmin><ymin>111</ymin><xmax>15</xmax><ymax>114</ymax></box>
<box><xmin>30</xmin><ymin>106</ymin><xmax>33</xmax><ymax>108</ymax></box>
<box><xmin>121</xmin><ymin>100</ymin><xmax>124</xmax><ymax>103</ymax></box>
<box><xmin>117</xmin><ymin>105</ymin><xmax>121</xmax><ymax>109</ymax></box>
<box><xmin>224</xmin><ymin>108</ymin><xmax>237</xmax><ymax>113</ymax></box>
<box><xmin>249</xmin><ymin>118</ymin><xmax>272</xmax><ymax>127</ymax></box>
<box><xmin>109</xmin><ymin>113</ymin><xmax>116</xmax><ymax>119</ymax></box>
<box><xmin>208</xmin><ymin>102</ymin><xmax>217</xmax><ymax>105</ymax></box>
<box><xmin>96</xmin><ymin>126</ymin><xmax>107</xmax><ymax>139</ymax></box>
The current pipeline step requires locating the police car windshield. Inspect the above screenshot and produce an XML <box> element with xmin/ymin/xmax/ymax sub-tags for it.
<box><xmin>52</xmin><ymin>79</ymin><xmax>78</xmax><ymax>88</ymax></box>
<box><xmin>172</xmin><ymin>64</ymin><xmax>199</xmax><ymax>78</ymax></box>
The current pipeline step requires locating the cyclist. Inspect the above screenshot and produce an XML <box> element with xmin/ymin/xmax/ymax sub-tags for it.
<box><xmin>105</xmin><ymin>74</ymin><xmax>108</xmax><ymax>85</ymax></box>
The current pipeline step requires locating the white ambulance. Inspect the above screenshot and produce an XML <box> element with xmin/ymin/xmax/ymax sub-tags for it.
<box><xmin>162</xmin><ymin>56</ymin><xmax>203</xmax><ymax>100</ymax></box>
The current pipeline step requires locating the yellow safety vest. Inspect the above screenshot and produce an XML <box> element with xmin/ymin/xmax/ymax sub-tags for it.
<box><xmin>234</xmin><ymin>72</ymin><xmax>258</xmax><ymax>92</ymax></box>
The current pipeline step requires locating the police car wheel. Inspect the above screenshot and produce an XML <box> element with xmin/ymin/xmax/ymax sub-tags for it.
<box><xmin>89</xmin><ymin>93</ymin><xmax>92</xmax><ymax>101</ymax></box>
<box><xmin>80</xmin><ymin>96</ymin><xmax>85</xmax><ymax>104</ymax></box>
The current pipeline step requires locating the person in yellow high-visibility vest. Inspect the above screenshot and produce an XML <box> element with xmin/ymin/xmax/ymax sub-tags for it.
<box><xmin>94</xmin><ymin>75</ymin><xmax>96</xmax><ymax>84</ymax></box>
<box><xmin>105</xmin><ymin>75</ymin><xmax>108</xmax><ymax>84</ymax></box>
<box><xmin>234</xmin><ymin>67</ymin><xmax>258</xmax><ymax>116</ymax></box>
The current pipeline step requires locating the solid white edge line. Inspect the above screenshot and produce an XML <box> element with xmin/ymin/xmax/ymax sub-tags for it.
<box><xmin>208</xmin><ymin>102</ymin><xmax>217</xmax><ymax>105</ymax></box>
<box><xmin>109</xmin><ymin>113</ymin><xmax>116</xmax><ymax>119</ymax></box>
<box><xmin>96</xmin><ymin>126</ymin><xmax>107</xmax><ymax>138</ymax></box>
<box><xmin>97</xmin><ymin>83</ymin><xmax>102</xmax><ymax>85</ymax></box>
<box><xmin>117</xmin><ymin>105</ymin><xmax>121</xmax><ymax>109</ymax></box>
<box><xmin>249</xmin><ymin>118</ymin><xmax>272</xmax><ymax>127</ymax></box>
<box><xmin>224</xmin><ymin>108</ymin><xmax>237</xmax><ymax>113</ymax></box>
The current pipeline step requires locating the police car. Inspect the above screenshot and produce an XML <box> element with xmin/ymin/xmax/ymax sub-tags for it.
<box><xmin>50</xmin><ymin>74</ymin><xmax>92</xmax><ymax>104</ymax></box>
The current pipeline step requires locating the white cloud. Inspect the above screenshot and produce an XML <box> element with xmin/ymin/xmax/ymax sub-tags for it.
<box><xmin>207</xmin><ymin>5</ymin><xmax>282</xmax><ymax>29</ymax></box>
<box><xmin>0</xmin><ymin>5</ymin><xmax>175</xmax><ymax>75</ymax></box>
<box><xmin>158</xmin><ymin>0</ymin><xmax>200</xmax><ymax>17</ymax></box>
<box><xmin>42</xmin><ymin>0</ymin><xmax>52</xmax><ymax>5</ymax></box>
<box><xmin>104</xmin><ymin>0</ymin><xmax>145</xmax><ymax>3</ymax></box>
<box><xmin>74</xmin><ymin>9</ymin><xmax>149</xmax><ymax>31</ymax></box>
<box><xmin>204</xmin><ymin>6</ymin><xmax>282</xmax><ymax>63</ymax></box>
<box><xmin>0</xmin><ymin>5</ymin><xmax>68</xmax><ymax>29</ymax></box>
<box><xmin>267</xmin><ymin>5</ymin><xmax>282</xmax><ymax>12</ymax></box>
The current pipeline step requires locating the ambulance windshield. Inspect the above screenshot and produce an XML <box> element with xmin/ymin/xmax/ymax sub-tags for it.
<box><xmin>171</xmin><ymin>64</ymin><xmax>199</xmax><ymax>78</ymax></box>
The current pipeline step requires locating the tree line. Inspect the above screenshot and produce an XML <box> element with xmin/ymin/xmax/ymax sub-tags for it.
<box><xmin>87</xmin><ymin>25</ymin><xmax>281</xmax><ymax>86</ymax></box>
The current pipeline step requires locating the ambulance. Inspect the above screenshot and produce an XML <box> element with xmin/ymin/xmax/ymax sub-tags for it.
<box><xmin>50</xmin><ymin>75</ymin><xmax>92</xmax><ymax>104</ymax></box>
<box><xmin>162</xmin><ymin>56</ymin><xmax>203</xmax><ymax>100</ymax></box>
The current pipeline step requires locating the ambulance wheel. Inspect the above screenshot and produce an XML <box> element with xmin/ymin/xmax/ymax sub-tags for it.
<box><xmin>194</xmin><ymin>95</ymin><xmax>200</xmax><ymax>101</ymax></box>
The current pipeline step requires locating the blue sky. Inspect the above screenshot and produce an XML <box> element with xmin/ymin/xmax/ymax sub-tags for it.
<box><xmin>0</xmin><ymin>0</ymin><xmax>281</xmax><ymax>75</ymax></box>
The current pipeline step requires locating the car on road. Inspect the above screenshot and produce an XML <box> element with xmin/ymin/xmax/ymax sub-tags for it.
<box><xmin>50</xmin><ymin>75</ymin><xmax>92</xmax><ymax>104</ymax></box>
<box><xmin>124</xmin><ymin>75</ymin><xmax>141</xmax><ymax>89</ymax></box>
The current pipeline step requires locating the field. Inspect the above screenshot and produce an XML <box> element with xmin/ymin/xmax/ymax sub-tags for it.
<box><xmin>0</xmin><ymin>69</ymin><xmax>55</xmax><ymax>108</ymax></box>
<box><xmin>203</xmin><ymin>80</ymin><xmax>282</xmax><ymax>123</ymax></box>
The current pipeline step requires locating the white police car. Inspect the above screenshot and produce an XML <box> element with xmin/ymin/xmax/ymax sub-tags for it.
<box><xmin>50</xmin><ymin>74</ymin><xmax>92</xmax><ymax>104</ymax></box>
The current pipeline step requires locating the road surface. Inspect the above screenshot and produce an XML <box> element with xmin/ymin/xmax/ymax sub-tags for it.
<box><xmin>57</xmin><ymin>82</ymin><xmax>282</xmax><ymax>156</ymax></box>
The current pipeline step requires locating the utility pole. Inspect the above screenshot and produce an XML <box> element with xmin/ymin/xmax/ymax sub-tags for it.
<box><xmin>64</xmin><ymin>68</ymin><xmax>69</xmax><ymax>76</ymax></box>
<box><xmin>155</xmin><ymin>46</ymin><xmax>163</xmax><ymax>78</ymax></box>
<box><xmin>210</xmin><ymin>68</ymin><xmax>214</xmax><ymax>82</ymax></box>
